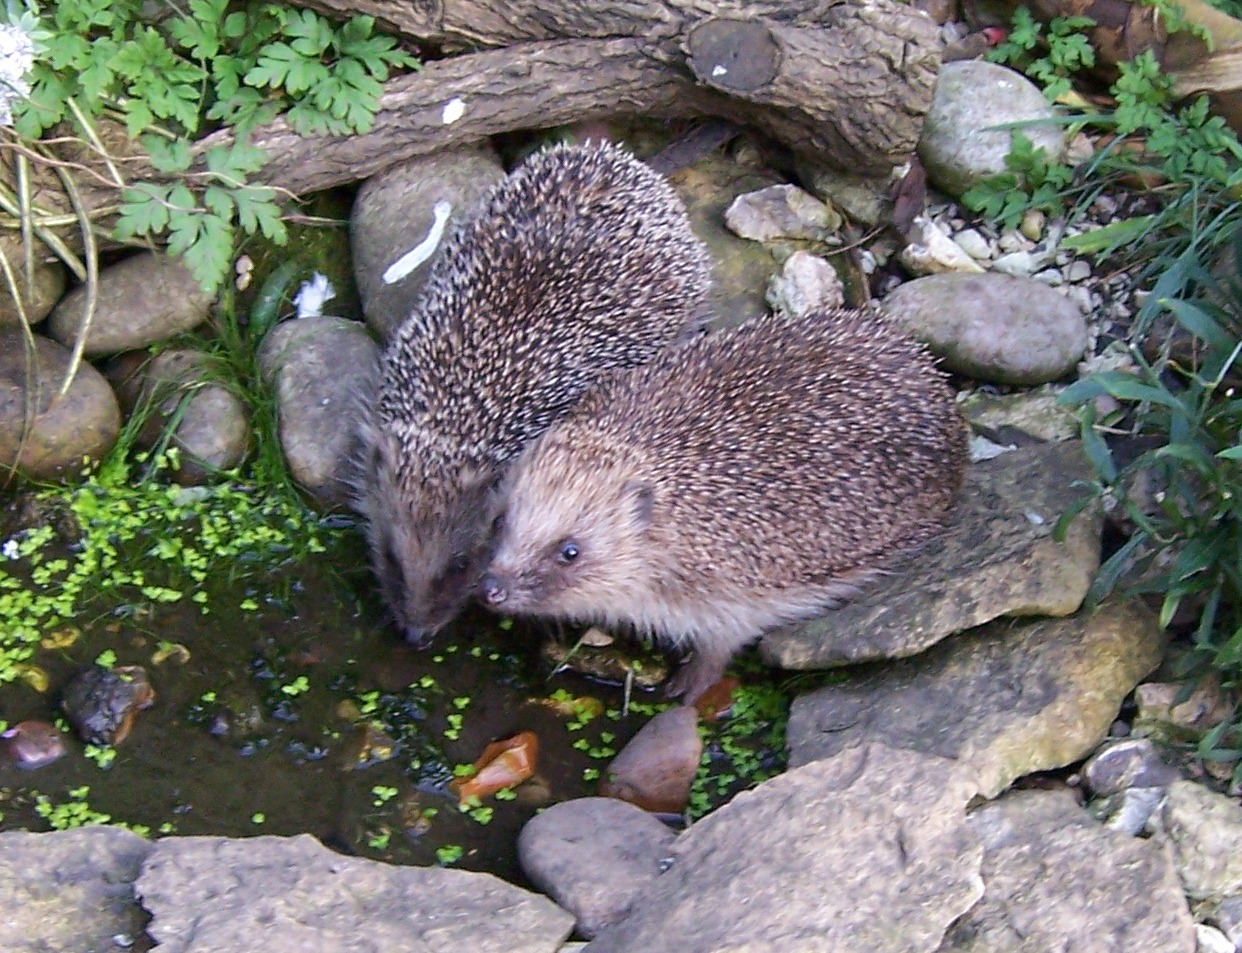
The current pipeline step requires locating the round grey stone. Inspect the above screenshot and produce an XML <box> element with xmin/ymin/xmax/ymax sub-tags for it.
<box><xmin>0</xmin><ymin>330</ymin><xmax>120</xmax><ymax>480</ymax></box>
<box><xmin>258</xmin><ymin>315</ymin><xmax>379</xmax><ymax>506</ymax></box>
<box><xmin>351</xmin><ymin>145</ymin><xmax>505</xmax><ymax>340</ymax></box>
<box><xmin>47</xmin><ymin>252</ymin><xmax>213</xmax><ymax>357</ymax></box>
<box><xmin>918</xmin><ymin>60</ymin><xmax>1067</xmax><ymax>198</ymax></box>
<box><xmin>881</xmin><ymin>271</ymin><xmax>1088</xmax><ymax>385</ymax></box>
<box><xmin>518</xmin><ymin>797</ymin><xmax>675</xmax><ymax>939</ymax></box>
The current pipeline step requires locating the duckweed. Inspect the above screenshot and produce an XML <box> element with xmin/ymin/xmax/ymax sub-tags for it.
<box><xmin>0</xmin><ymin>450</ymin><xmax>327</xmax><ymax>684</ymax></box>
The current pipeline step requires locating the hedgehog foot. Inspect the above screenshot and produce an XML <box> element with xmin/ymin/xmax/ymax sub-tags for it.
<box><xmin>664</xmin><ymin>645</ymin><xmax>733</xmax><ymax>706</ymax></box>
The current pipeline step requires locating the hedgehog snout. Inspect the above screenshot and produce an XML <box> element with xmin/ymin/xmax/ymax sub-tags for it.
<box><xmin>403</xmin><ymin>624</ymin><xmax>438</xmax><ymax>649</ymax></box>
<box><xmin>479</xmin><ymin>573</ymin><xmax>508</xmax><ymax>607</ymax></box>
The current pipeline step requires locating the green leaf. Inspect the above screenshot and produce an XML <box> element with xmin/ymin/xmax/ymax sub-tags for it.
<box><xmin>1052</xmin><ymin>488</ymin><xmax>1099</xmax><ymax>542</ymax></box>
<box><xmin>76</xmin><ymin>42</ymin><xmax>118</xmax><ymax>101</ymax></box>
<box><xmin>1173</xmin><ymin>534</ymin><xmax>1226</xmax><ymax>583</ymax></box>
<box><xmin>47</xmin><ymin>32</ymin><xmax>92</xmax><ymax>71</ymax></box>
<box><xmin>143</xmin><ymin>135</ymin><xmax>194</xmax><ymax>174</ymax></box>
<box><xmin>168</xmin><ymin>1</ymin><xmax>221</xmax><ymax>60</ymax></box>
<box><xmin>1090</xmin><ymin>372</ymin><xmax>1188</xmax><ymax>411</ymax></box>
<box><xmin>203</xmin><ymin>186</ymin><xmax>235</xmax><ymax>219</ymax></box>
<box><xmin>167</xmin><ymin>183</ymin><xmax>198</xmax><ymax>213</ymax></box>
<box><xmin>167</xmin><ymin>213</ymin><xmax>233</xmax><ymax>292</ymax></box>
<box><xmin>244</xmin><ymin>41</ymin><xmax>299</xmax><ymax>89</ymax></box>
<box><xmin>1061</xmin><ymin>216</ymin><xmax>1158</xmax><ymax>255</ymax></box>
<box><xmin>282</xmin><ymin>7</ymin><xmax>333</xmax><ymax>55</ymax></box>
<box><xmin>1086</xmin><ymin>534</ymin><xmax>1146</xmax><ymax>605</ymax></box>
<box><xmin>16</xmin><ymin>72</ymin><xmax>71</xmax><ymax>137</ymax></box>
<box><xmin>234</xmin><ymin>187</ymin><xmax>285</xmax><ymax>242</ymax></box>
<box><xmin>1158</xmin><ymin>590</ymin><xmax>1182</xmax><ymax>629</ymax></box>
<box><xmin>1154</xmin><ymin>440</ymin><xmax>1217</xmax><ymax>473</ymax></box>
<box><xmin>1081</xmin><ymin>421</ymin><xmax>1117</xmax><ymax>483</ymax></box>
<box><xmin>115</xmin><ymin>183</ymin><xmax>172</xmax><ymax>238</ymax></box>
<box><xmin>222</xmin><ymin>10</ymin><xmax>248</xmax><ymax>40</ymax></box>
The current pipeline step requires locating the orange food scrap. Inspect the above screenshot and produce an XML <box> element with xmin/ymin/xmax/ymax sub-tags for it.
<box><xmin>531</xmin><ymin>694</ymin><xmax>605</xmax><ymax>720</ymax></box>
<box><xmin>694</xmin><ymin>675</ymin><xmax>741</xmax><ymax>722</ymax></box>
<box><xmin>450</xmin><ymin>730</ymin><xmax>539</xmax><ymax>805</ymax></box>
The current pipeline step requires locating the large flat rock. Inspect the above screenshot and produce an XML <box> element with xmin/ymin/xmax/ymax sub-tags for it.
<box><xmin>585</xmin><ymin>744</ymin><xmax>983</xmax><ymax>953</ymax></box>
<box><xmin>939</xmin><ymin>788</ymin><xmax>1195</xmax><ymax>952</ymax></box>
<box><xmin>137</xmin><ymin>833</ymin><xmax>574</xmax><ymax>953</ymax></box>
<box><xmin>763</xmin><ymin>441</ymin><xmax>1101</xmax><ymax>670</ymax></box>
<box><xmin>0</xmin><ymin>827</ymin><xmax>151</xmax><ymax>953</ymax></box>
<box><xmin>786</xmin><ymin>599</ymin><xmax>1165</xmax><ymax>798</ymax></box>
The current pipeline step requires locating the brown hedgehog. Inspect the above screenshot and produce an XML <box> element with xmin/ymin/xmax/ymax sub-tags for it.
<box><xmin>356</xmin><ymin>142</ymin><xmax>713</xmax><ymax>647</ymax></box>
<box><xmin>478</xmin><ymin>308</ymin><xmax>968</xmax><ymax>702</ymax></box>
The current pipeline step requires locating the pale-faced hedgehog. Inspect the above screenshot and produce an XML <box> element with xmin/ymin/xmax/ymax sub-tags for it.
<box><xmin>478</xmin><ymin>307</ymin><xmax>968</xmax><ymax>702</ymax></box>
<box><xmin>356</xmin><ymin>142</ymin><xmax>712</xmax><ymax>646</ymax></box>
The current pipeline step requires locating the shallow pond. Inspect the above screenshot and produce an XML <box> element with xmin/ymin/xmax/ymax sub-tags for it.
<box><xmin>0</xmin><ymin>489</ymin><xmax>789</xmax><ymax>885</ymax></box>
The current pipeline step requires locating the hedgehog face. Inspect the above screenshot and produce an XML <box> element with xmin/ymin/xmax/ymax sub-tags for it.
<box><xmin>359</xmin><ymin>427</ymin><xmax>494</xmax><ymax>647</ymax></box>
<box><xmin>479</xmin><ymin>441</ymin><xmax>655</xmax><ymax>623</ymax></box>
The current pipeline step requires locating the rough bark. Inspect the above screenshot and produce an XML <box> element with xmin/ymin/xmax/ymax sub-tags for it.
<box><xmin>16</xmin><ymin>0</ymin><xmax>939</xmax><ymax>260</ymax></box>
<box><xmin>220</xmin><ymin>2</ymin><xmax>938</xmax><ymax>193</ymax></box>
<box><xmin>199</xmin><ymin>38</ymin><xmax>706</xmax><ymax>195</ymax></box>
<box><xmin>292</xmin><ymin>0</ymin><xmax>862</xmax><ymax>53</ymax></box>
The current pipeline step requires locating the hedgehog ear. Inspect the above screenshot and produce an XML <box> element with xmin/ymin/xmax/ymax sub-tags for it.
<box><xmin>622</xmin><ymin>481</ymin><xmax>655</xmax><ymax>530</ymax></box>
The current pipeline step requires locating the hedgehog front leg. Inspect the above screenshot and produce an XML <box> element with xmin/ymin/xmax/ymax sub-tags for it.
<box><xmin>664</xmin><ymin>637</ymin><xmax>743</xmax><ymax>705</ymax></box>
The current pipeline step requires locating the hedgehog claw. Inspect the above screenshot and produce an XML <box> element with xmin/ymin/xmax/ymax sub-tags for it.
<box><xmin>664</xmin><ymin>653</ymin><xmax>727</xmax><ymax>707</ymax></box>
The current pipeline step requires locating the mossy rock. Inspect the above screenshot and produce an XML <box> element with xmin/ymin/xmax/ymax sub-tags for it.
<box><xmin>0</xmin><ymin>331</ymin><xmax>121</xmax><ymax>481</ymax></box>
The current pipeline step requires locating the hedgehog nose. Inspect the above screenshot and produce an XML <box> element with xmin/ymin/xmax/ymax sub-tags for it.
<box><xmin>480</xmin><ymin>573</ymin><xmax>508</xmax><ymax>607</ymax></box>
<box><xmin>403</xmin><ymin>625</ymin><xmax>436</xmax><ymax>649</ymax></box>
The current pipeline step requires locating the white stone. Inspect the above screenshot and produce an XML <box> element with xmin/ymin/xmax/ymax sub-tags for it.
<box><xmin>997</xmin><ymin>231</ymin><xmax>1033</xmax><ymax>253</ymax></box>
<box><xmin>952</xmin><ymin>228</ymin><xmax>992</xmax><ymax>260</ymax></box>
<box><xmin>1196</xmin><ymin>924</ymin><xmax>1235</xmax><ymax>953</ymax></box>
<box><xmin>1066</xmin><ymin>260</ymin><xmax>1093</xmax><ymax>283</ymax></box>
<box><xmin>898</xmin><ymin>214</ymin><xmax>986</xmax><ymax>276</ymax></box>
<box><xmin>992</xmin><ymin>251</ymin><xmax>1040</xmax><ymax>277</ymax></box>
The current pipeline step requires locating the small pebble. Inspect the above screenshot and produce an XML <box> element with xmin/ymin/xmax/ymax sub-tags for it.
<box><xmin>1</xmin><ymin>720</ymin><xmax>67</xmax><ymax>770</ymax></box>
<box><xmin>992</xmin><ymin>251</ymin><xmax>1038</xmax><ymax>277</ymax></box>
<box><xmin>1019</xmin><ymin>207</ymin><xmax>1045</xmax><ymax>242</ymax></box>
<box><xmin>1065</xmin><ymin>260</ymin><xmax>1092</xmax><ymax>283</ymax></box>
<box><xmin>997</xmin><ymin>231</ymin><xmax>1032</xmax><ymax>253</ymax></box>
<box><xmin>1066</xmin><ymin>132</ymin><xmax>1095</xmax><ymax>164</ymax></box>
<box><xmin>1196</xmin><ymin>924</ymin><xmax>1235</xmax><ymax>953</ymax></box>
<box><xmin>952</xmin><ymin>228</ymin><xmax>992</xmax><ymax>260</ymax></box>
<box><xmin>1092</xmin><ymin>194</ymin><xmax>1118</xmax><ymax>217</ymax></box>
<box><xmin>1065</xmin><ymin>286</ymin><xmax>1094</xmax><ymax>314</ymax></box>
<box><xmin>1096</xmin><ymin>786</ymin><xmax>1165</xmax><ymax>836</ymax></box>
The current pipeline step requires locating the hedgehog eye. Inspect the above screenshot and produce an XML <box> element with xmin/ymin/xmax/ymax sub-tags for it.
<box><xmin>556</xmin><ymin>541</ymin><xmax>580</xmax><ymax>565</ymax></box>
<box><xmin>448</xmin><ymin>553</ymin><xmax>469</xmax><ymax>576</ymax></box>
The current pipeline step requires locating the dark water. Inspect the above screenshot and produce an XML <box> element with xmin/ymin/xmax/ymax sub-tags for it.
<box><xmin>0</xmin><ymin>514</ymin><xmax>788</xmax><ymax>884</ymax></box>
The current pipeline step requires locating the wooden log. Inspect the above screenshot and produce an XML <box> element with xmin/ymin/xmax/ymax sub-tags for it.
<box><xmin>14</xmin><ymin>0</ymin><xmax>938</xmax><ymax>259</ymax></box>
<box><xmin>684</xmin><ymin>5</ymin><xmax>940</xmax><ymax>174</ymax></box>
<box><xmin>293</xmin><ymin>0</ymin><xmax>856</xmax><ymax>53</ymax></box>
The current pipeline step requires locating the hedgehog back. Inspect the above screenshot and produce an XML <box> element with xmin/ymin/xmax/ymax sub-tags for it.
<box><xmin>377</xmin><ymin>142</ymin><xmax>713</xmax><ymax>473</ymax></box>
<box><xmin>519</xmin><ymin>307</ymin><xmax>968</xmax><ymax>590</ymax></box>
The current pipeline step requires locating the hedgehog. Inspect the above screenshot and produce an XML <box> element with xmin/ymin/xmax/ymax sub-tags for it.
<box><xmin>477</xmin><ymin>307</ymin><xmax>969</xmax><ymax>703</ymax></box>
<box><xmin>355</xmin><ymin>142</ymin><xmax>713</xmax><ymax>647</ymax></box>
